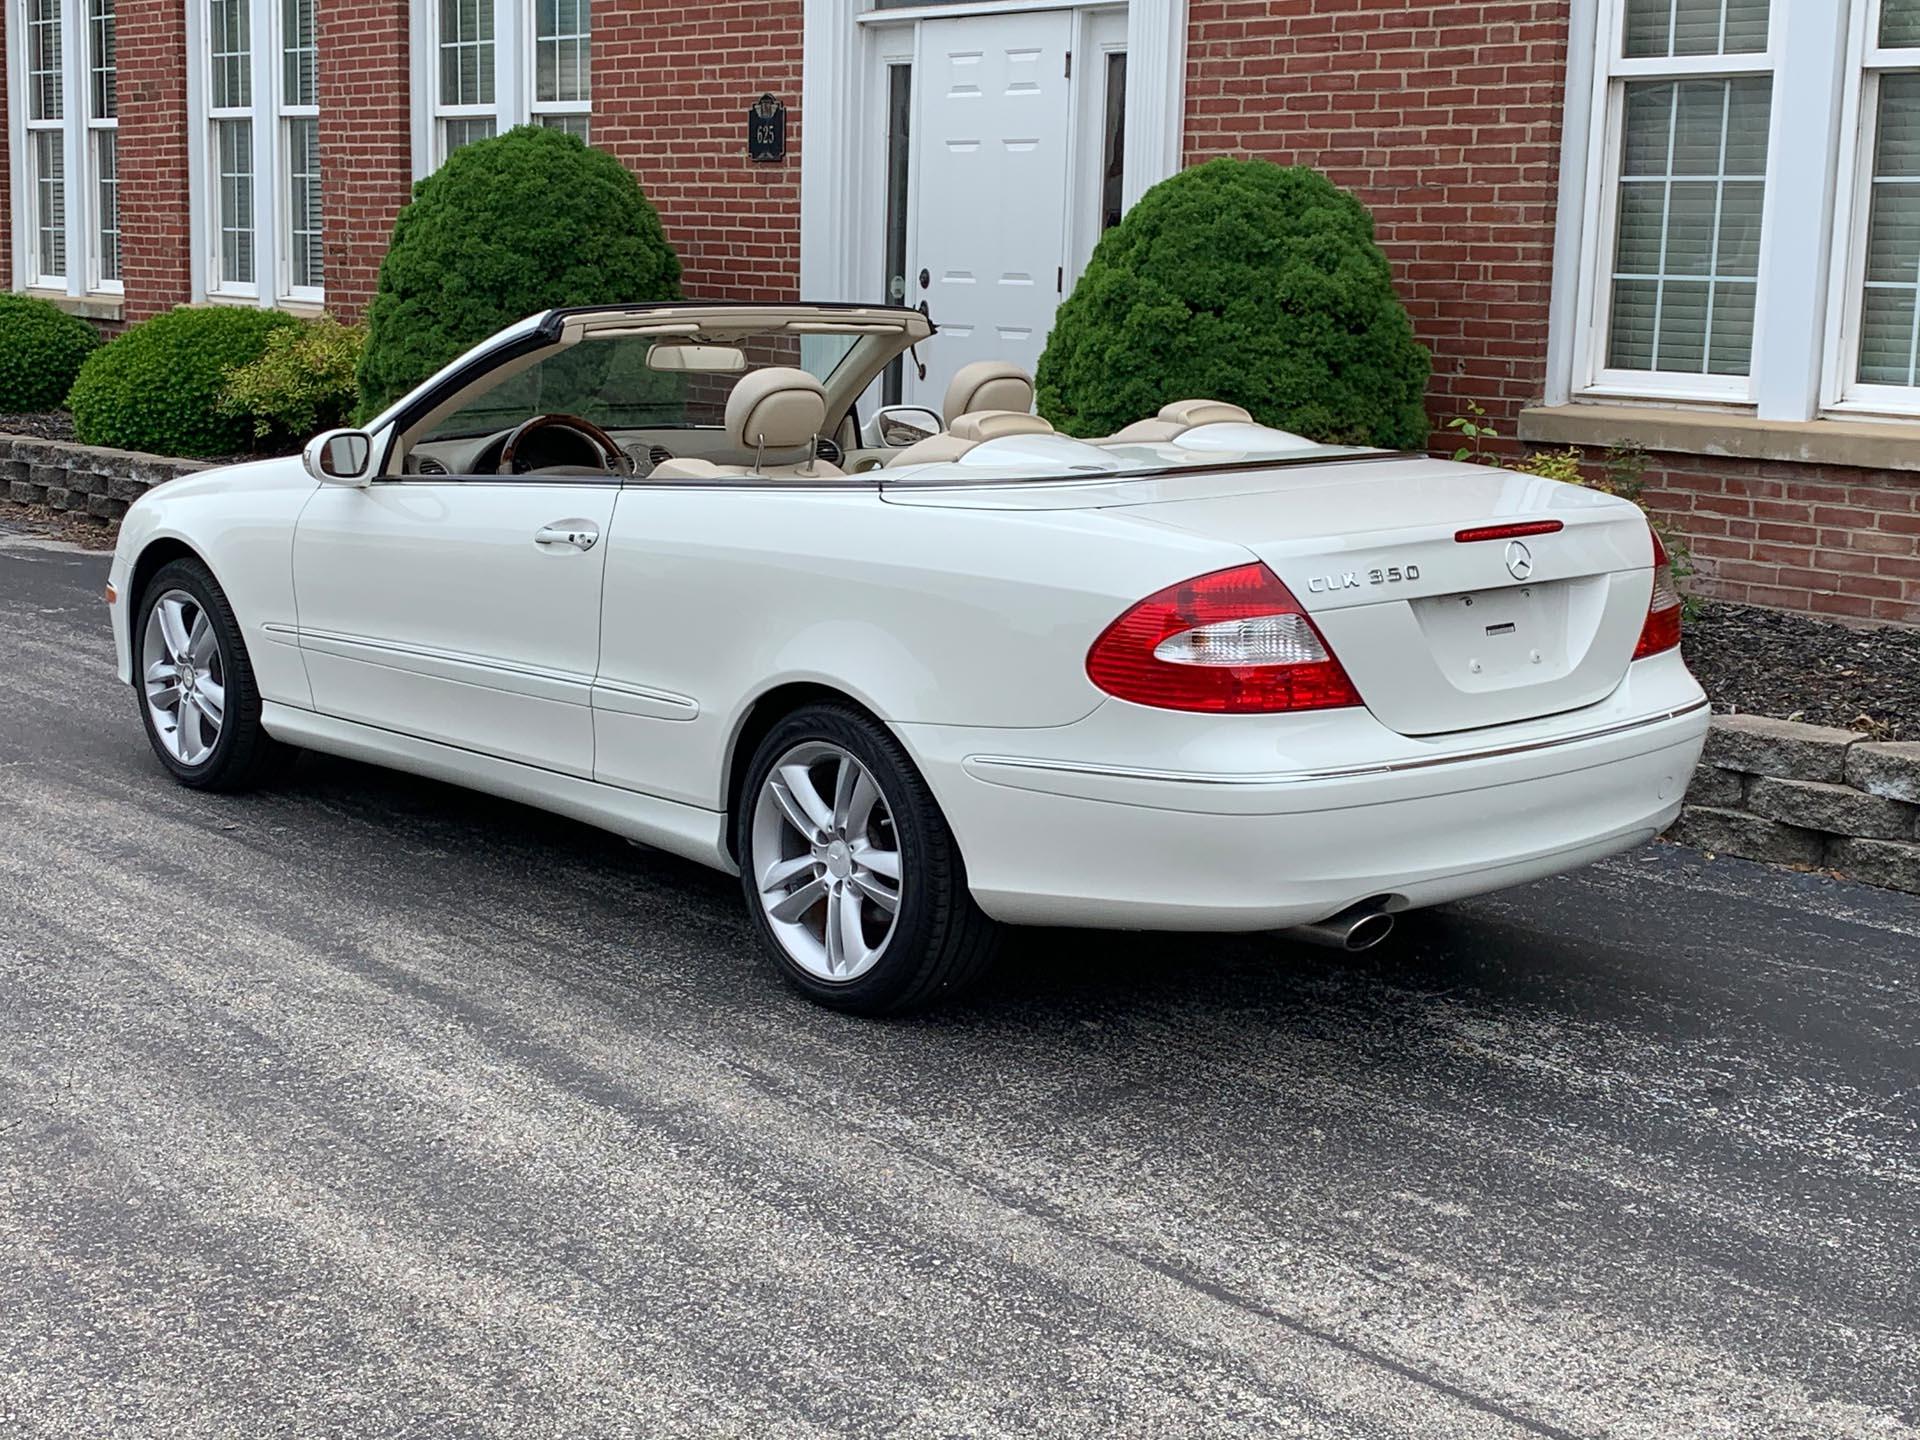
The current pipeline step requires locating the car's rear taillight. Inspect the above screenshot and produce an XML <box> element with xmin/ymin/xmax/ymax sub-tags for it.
<box><xmin>1633</xmin><ymin>527</ymin><xmax>1683</xmax><ymax>660</ymax></box>
<box><xmin>1086</xmin><ymin>563</ymin><xmax>1363</xmax><ymax>713</ymax></box>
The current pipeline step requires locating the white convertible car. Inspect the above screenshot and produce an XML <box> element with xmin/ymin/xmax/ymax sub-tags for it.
<box><xmin>108</xmin><ymin>302</ymin><xmax>1708</xmax><ymax>1012</ymax></box>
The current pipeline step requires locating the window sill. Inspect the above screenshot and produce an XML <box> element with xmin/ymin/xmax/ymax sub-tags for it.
<box><xmin>1517</xmin><ymin>403</ymin><xmax>1920</xmax><ymax>476</ymax></box>
<box><xmin>24</xmin><ymin>289</ymin><xmax>125</xmax><ymax>322</ymax></box>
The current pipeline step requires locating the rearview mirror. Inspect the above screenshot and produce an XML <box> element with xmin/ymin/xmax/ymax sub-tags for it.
<box><xmin>647</xmin><ymin>342</ymin><xmax>747</xmax><ymax>373</ymax></box>
<box><xmin>863</xmin><ymin>405</ymin><xmax>942</xmax><ymax>448</ymax></box>
<box><xmin>303</xmin><ymin>429</ymin><xmax>373</xmax><ymax>486</ymax></box>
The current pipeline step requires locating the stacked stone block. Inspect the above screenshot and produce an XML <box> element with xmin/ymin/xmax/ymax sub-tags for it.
<box><xmin>0</xmin><ymin>435</ymin><xmax>204</xmax><ymax>521</ymax></box>
<box><xmin>1670</xmin><ymin>716</ymin><xmax>1920</xmax><ymax>894</ymax></box>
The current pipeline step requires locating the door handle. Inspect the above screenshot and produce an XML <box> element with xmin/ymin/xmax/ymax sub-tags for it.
<box><xmin>534</xmin><ymin>521</ymin><xmax>600</xmax><ymax>551</ymax></box>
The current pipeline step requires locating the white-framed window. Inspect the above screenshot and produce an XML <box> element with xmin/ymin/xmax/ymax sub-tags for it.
<box><xmin>533</xmin><ymin>0</ymin><xmax>590</xmax><ymax>137</ymax></box>
<box><xmin>281</xmin><ymin>0</ymin><xmax>322</xmax><ymax>299</ymax></box>
<box><xmin>7</xmin><ymin>0</ymin><xmax>119</xmax><ymax>294</ymax></box>
<box><xmin>414</xmin><ymin>0</ymin><xmax>590</xmax><ymax>171</ymax></box>
<box><xmin>190</xmin><ymin>0</ymin><xmax>325</xmax><ymax>305</ymax></box>
<box><xmin>87</xmin><ymin>0</ymin><xmax>117</xmax><ymax>289</ymax></box>
<box><xmin>1828</xmin><ymin>0</ymin><xmax>1920</xmax><ymax>413</ymax></box>
<box><xmin>1557</xmin><ymin>0</ymin><xmax>1920</xmax><ymax>422</ymax></box>
<box><xmin>1571</xmin><ymin>0</ymin><xmax>1778</xmax><ymax>404</ymax></box>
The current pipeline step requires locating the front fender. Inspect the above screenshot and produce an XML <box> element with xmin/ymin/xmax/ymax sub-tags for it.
<box><xmin>109</xmin><ymin>459</ymin><xmax>320</xmax><ymax>707</ymax></box>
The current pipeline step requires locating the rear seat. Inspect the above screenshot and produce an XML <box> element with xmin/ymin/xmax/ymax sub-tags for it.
<box><xmin>1099</xmin><ymin>399</ymin><xmax>1253</xmax><ymax>444</ymax></box>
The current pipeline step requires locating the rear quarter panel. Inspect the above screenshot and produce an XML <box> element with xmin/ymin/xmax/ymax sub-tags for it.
<box><xmin>593</xmin><ymin>484</ymin><xmax>1248</xmax><ymax>809</ymax></box>
<box><xmin>110</xmin><ymin>460</ymin><xmax>318</xmax><ymax>709</ymax></box>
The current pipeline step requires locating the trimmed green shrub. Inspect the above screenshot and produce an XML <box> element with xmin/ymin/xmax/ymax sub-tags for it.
<box><xmin>356</xmin><ymin>125</ymin><xmax>683</xmax><ymax>417</ymax></box>
<box><xmin>218</xmin><ymin>316</ymin><xmax>366</xmax><ymax>443</ymax></box>
<box><xmin>0</xmin><ymin>294</ymin><xmax>100</xmax><ymax>412</ymax></box>
<box><xmin>1036</xmin><ymin>158</ymin><xmax>1431</xmax><ymax>449</ymax></box>
<box><xmin>69</xmin><ymin>305</ymin><xmax>299</xmax><ymax>457</ymax></box>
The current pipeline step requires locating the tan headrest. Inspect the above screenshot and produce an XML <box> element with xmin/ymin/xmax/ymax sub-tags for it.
<box><xmin>948</xmin><ymin>410</ymin><xmax>1055</xmax><ymax>443</ymax></box>
<box><xmin>1157</xmin><ymin>399</ymin><xmax>1253</xmax><ymax>428</ymax></box>
<box><xmin>726</xmin><ymin>367</ymin><xmax>827</xmax><ymax>451</ymax></box>
<box><xmin>943</xmin><ymin>361</ymin><xmax>1034</xmax><ymax>426</ymax></box>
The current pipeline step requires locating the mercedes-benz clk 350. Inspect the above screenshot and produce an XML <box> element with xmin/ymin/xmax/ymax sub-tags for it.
<box><xmin>107</xmin><ymin>303</ymin><xmax>1708</xmax><ymax>1012</ymax></box>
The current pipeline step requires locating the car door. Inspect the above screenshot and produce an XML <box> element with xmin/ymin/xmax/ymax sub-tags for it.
<box><xmin>292</xmin><ymin>476</ymin><xmax>618</xmax><ymax>777</ymax></box>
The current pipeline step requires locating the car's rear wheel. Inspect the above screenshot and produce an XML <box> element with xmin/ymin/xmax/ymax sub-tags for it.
<box><xmin>135</xmin><ymin>557</ymin><xmax>292</xmax><ymax>791</ymax></box>
<box><xmin>738</xmin><ymin>704</ymin><xmax>999</xmax><ymax>1013</ymax></box>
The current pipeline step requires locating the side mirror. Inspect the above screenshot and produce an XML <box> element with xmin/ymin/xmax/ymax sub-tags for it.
<box><xmin>303</xmin><ymin>429</ymin><xmax>374</xmax><ymax>486</ymax></box>
<box><xmin>862</xmin><ymin>405</ymin><xmax>943</xmax><ymax>449</ymax></box>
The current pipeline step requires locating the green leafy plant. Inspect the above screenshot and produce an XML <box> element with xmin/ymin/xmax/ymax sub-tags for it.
<box><xmin>68</xmin><ymin>305</ymin><xmax>301</xmax><ymax>457</ymax></box>
<box><xmin>1447</xmin><ymin>399</ymin><xmax>1503</xmax><ymax>464</ymax></box>
<box><xmin>1515</xmin><ymin>447</ymin><xmax>1586</xmax><ymax>484</ymax></box>
<box><xmin>357</xmin><ymin>125</ymin><xmax>683</xmax><ymax>417</ymax></box>
<box><xmin>218</xmin><ymin>317</ymin><xmax>366</xmax><ymax>443</ymax></box>
<box><xmin>1035</xmin><ymin>158</ymin><xmax>1431</xmax><ymax>448</ymax></box>
<box><xmin>0</xmin><ymin>294</ymin><xmax>100</xmax><ymax>413</ymax></box>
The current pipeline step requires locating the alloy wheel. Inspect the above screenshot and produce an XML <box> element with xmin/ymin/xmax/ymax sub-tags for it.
<box><xmin>141</xmin><ymin>589</ymin><xmax>226</xmax><ymax>767</ymax></box>
<box><xmin>749</xmin><ymin>740</ymin><xmax>903</xmax><ymax>982</ymax></box>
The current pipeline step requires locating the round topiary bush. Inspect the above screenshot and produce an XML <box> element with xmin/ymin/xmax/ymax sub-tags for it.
<box><xmin>1036</xmin><ymin>158</ymin><xmax>1431</xmax><ymax>449</ymax></box>
<box><xmin>356</xmin><ymin>125</ymin><xmax>683</xmax><ymax>417</ymax></box>
<box><xmin>0</xmin><ymin>294</ymin><xmax>100</xmax><ymax>413</ymax></box>
<box><xmin>68</xmin><ymin>306</ymin><xmax>300</xmax><ymax>457</ymax></box>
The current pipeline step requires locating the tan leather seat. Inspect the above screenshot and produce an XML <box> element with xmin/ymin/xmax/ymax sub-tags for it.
<box><xmin>942</xmin><ymin>362</ymin><xmax>1035</xmax><ymax>426</ymax></box>
<box><xmin>887</xmin><ymin>409</ymin><xmax>1054</xmax><ymax>467</ymax></box>
<box><xmin>1101</xmin><ymin>399</ymin><xmax>1255</xmax><ymax>444</ymax></box>
<box><xmin>650</xmin><ymin>366</ymin><xmax>845</xmax><ymax>479</ymax></box>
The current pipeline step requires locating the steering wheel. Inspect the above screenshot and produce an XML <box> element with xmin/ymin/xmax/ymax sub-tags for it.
<box><xmin>495</xmin><ymin>413</ymin><xmax>632</xmax><ymax>476</ymax></box>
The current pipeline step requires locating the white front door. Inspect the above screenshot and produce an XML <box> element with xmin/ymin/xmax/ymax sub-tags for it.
<box><xmin>908</xmin><ymin>11</ymin><xmax>1075</xmax><ymax>411</ymax></box>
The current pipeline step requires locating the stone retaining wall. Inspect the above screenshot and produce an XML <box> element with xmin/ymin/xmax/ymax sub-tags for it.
<box><xmin>1671</xmin><ymin>716</ymin><xmax>1920</xmax><ymax>894</ymax></box>
<box><xmin>1</xmin><ymin>434</ymin><xmax>206</xmax><ymax>522</ymax></box>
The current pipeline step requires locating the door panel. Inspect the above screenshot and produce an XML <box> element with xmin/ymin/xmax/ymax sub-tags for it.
<box><xmin>292</xmin><ymin>482</ymin><xmax>617</xmax><ymax>776</ymax></box>
<box><xmin>910</xmin><ymin>11</ymin><xmax>1074</xmax><ymax>411</ymax></box>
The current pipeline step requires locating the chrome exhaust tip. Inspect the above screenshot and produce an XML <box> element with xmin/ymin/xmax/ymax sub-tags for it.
<box><xmin>1284</xmin><ymin>904</ymin><xmax>1396</xmax><ymax>953</ymax></box>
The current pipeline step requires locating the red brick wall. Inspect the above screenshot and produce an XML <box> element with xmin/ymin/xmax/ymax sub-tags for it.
<box><xmin>1183</xmin><ymin>0</ymin><xmax>1568</xmax><ymax>449</ymax></box>
<box><xmin>591</xmin><ymin>1</ymin><xmax>803</xmax><ymax>301</ymax></box>
<box><xmin>317</xmin><ymin>0</ymin><xmax>414</xmax><ymax>320</ymax></box>
<box><xmin>1639</xmin><ymin>458</ymin><xmax>1920</xmax><ymax>627</ymax></box>
<box><xmin>117</xmin><ymin>0</ymin><xmax>194</xmax><ymax>318</ymax></box>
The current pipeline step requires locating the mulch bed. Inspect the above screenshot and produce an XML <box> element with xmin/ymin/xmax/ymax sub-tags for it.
<box><xmin>1684</xmin><ymin>601</ymin><xmax>1920</xmax><ymax>741</ymax></box>
<box><xmin>0</xmin><ymin>499</ymin><xmax>117</xmax><ymax>549</ymax></box>
<box><xmin>0</xmin><ymin>411</ymin><xmax>78</xmax><ymax>442</ymax></box>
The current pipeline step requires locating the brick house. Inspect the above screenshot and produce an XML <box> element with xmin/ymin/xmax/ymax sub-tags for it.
<box><xmin>3</xmin><ymin>0</ymin><xmax>1917</xmax><ymax>623</ymax></box>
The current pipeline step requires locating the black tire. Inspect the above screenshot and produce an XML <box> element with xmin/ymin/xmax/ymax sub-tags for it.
<box><xmin>133</xmin><ymin>556</ymin><xmax>294</xmax><ymax>792</ymax></box>
<box><xmin>736</xmin><ymin>703</ymin><xmax>1000</xmax><ymax>1014</ymax></box>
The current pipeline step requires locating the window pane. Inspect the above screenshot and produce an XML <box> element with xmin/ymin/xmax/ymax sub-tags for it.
<box><xmin>1607</xmin><ymin>76</ymin><xmax>1771</xmax><ymax>377</ymax></box>
<box><xmin>283</xmin><ymin>0</ymin><xmax>317</xmax><ymax>106</ymax></box>
<box><xmin>1101</xmin><ymin>51</ymin><xmax>1127</xmax><ymax>233</ymax></box>
<box><xmin>29</xmin><ymin>0</ymin><xmax>63</xmax><ymax>121</ymax></box>
<box><xmin>1623</xmin><ymin>0</ymin><xmax>1769</xmax><ymax>58</ymax></box>
<box><xmin>96</xmin><ymin>131</ymin><xmax>121</xmax><ymax>282</ymax></box>
<box><xmin>215</xmin><ymin>117</ymin><xmax>255</xmax><ymax>285</ymax></box>
<box><xmin>537</xmin><ymin>112</ymin><xmax>588</xmax><ymax>139</ymax></box>
<box><xmin>439</xmin><ymin>0</ymin><xmax>495</xmax><ymax>106</ymax></box>
<box><xmin>1882</xmin><ymin>0</ymin><xmax>1920</xmax><ymax>49</ymax></box>
<box><xmin>1858</xmin><ymin>75</ymin><xmax>1920</xmax><ymax>387</ymax></box>
<box><xmin>287</xmin><ymin>117</ymin><xmax>323</xmax><ymax>289</ymax></box>
<box><xmin>442</xmin><ymin>116</ymin><xmax>497</xmax><ymax>153</ymax></box>
<box><xmin>210</xmin><ymin>0</ymin><xmax>252</xmax><ymax>108</ymax></box>
<box><xmin>90</xmin><ymin>0</ymin><xmax>117</xmax><ymax>119</ymax></box>
<box><xmin>535</xmin><ymin>0</ymin><xmax>588</xmax><ymax>103</ymax></box>
<box><xmin>31</xmin><ymin>131</ymin><xmax>68</xmax><ymax>280</ymax></box>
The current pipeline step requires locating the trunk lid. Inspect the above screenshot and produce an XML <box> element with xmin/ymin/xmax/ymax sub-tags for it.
<box><xmin>884</xmin><ymin>454</ymin><xmax>1658</xmax><ymax>736</ymax></box>
<box><xmin>1113</xmin><ymin>458</ymin><xmax>1657</xmax><ymax>735</ymax></box>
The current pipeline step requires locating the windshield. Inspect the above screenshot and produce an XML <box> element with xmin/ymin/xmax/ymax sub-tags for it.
<box><xmin>424</xmin><ymin>329</ymin><xmax>862</xmax><ymax>442</ymax></box>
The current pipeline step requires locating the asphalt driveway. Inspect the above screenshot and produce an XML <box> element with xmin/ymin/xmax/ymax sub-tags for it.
<box><xmin>2</xmin><ymin>527</ymin><xmax>1916</xmax><ymax>1439</ymax></box>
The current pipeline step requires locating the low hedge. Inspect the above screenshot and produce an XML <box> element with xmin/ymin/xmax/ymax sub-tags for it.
<box><xmin>0</xmin><ymin>295</ymin><xmax>99</xmax><ymax>412</ymax></box>
<box><xmin>218</xmin><ymin>317</ymin><xmax>366</xmax><ymax>445</ymax></box>
<box><xmin>69</xmin><ymin>306</ymin><xmax>300</xmax><ymax>457</ymax></box>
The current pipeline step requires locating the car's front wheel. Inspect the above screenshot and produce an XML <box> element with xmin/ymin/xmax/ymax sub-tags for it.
<box><xmin>135</xmin><ymin>556</ymin><xmax>292</xmax><ymax>791</ymax></box>
<box><xmin>738</xmin><ymin>704</ymin><xmax>999</xmax><ymax>1014</ymax></box>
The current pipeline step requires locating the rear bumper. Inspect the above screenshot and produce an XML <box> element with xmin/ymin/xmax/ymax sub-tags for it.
<box><xmin>897</xmin><ymin>654</ymin><xmax>1709</xmax><ymax>931</ymax></box>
